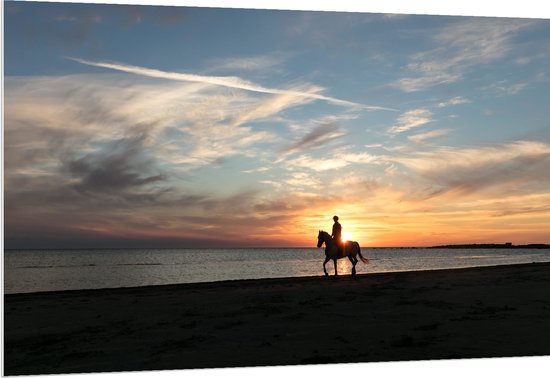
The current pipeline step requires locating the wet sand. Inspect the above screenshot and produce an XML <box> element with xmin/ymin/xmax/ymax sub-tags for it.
<box><xmin>5</xmin><ymin>262</ymin><xmax>550</xmax><ymax>375</ymax></box>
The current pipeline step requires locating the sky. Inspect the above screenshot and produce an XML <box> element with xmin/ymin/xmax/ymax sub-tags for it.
<box><xmin>4</xmin><ymin>1</ymin><xmax>550</xmax><ymax>248</ymax></box>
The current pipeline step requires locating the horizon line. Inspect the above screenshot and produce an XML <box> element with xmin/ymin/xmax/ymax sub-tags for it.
<box><xmin>5</xmin><ymin>242</ymin><xmax>550</xmax><ymax>251</ymax></box>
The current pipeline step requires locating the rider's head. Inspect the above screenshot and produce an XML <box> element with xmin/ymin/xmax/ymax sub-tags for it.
<box><xmin>333</xmin><ymin>215</ymin><xmax>339</xmax><ymax>222</ymax></box>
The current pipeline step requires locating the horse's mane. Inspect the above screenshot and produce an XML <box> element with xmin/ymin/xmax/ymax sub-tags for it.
<box><xmin>319</xmin><ymin>230</ymin><xmax>330</xmax><ymax>237</ymax></box>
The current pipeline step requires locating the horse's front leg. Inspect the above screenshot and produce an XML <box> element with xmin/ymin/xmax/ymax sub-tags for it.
<box><xmin>323</xmin><ymin>256</ymin><xmax>330</xmax><ymax>276</ymax></box>
<box><xmin>333</xmin><ymin>258</ymin><xmax>338</xmax><ymax>276</ymax></box>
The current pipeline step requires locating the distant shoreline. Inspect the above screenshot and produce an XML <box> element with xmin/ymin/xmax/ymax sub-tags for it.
<box><xmin>428</xmin><ymin>243</ymin><xmax>550</xmax><ymax>249</ymax></box>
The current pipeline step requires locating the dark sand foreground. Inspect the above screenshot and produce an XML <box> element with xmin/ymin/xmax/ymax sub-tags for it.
<box><xmin>5</xmin><ymin>263</ymin><xmax>550</xmax><ymax>375</ymax></box>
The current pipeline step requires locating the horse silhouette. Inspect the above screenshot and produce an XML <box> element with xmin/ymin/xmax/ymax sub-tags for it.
<box><xmin>317</xmin><ymin>230</ymin><xmax>369</xmax><ymax>276</ymax></box>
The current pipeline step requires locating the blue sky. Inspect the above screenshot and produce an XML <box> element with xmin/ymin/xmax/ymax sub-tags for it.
<box><xmin>5</xmin><ymin>1</ymin><xmax>550</xmax><ymax>248</ymax></box>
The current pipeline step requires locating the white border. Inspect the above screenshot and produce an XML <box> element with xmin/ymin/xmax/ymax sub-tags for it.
<box><xmin>19</xmin><ymin>0</ymin><xmax>550</xmax><ymax>19</ymax></box>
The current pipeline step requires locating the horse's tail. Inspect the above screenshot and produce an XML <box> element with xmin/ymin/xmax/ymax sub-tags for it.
<box><xmin>357</xmin><ymin>244</ymin><xmax>369</xmax><ymax>264</ymax></box>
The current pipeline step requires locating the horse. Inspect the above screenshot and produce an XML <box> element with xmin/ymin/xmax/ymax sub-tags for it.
<box><xmin>317</xmin><ymin>230</ymin><xmax>369</xmax><ymax>276</ymax></box>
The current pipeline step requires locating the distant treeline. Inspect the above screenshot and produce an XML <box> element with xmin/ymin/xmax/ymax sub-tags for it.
<box><xmin>429</xmin><ymin>243</ymin><xmax>550</xmax><ymax>249</ymax></box>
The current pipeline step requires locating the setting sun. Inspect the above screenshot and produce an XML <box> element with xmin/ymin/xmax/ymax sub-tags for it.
<box><xmin>342</xmin><ymin>232</ymin><xmax>352</xmax><ymax>242</ymax></box>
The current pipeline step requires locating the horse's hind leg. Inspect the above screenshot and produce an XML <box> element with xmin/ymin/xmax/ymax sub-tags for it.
<box><xmin>348</xmin><ymin>256</ymin><xmax>357</xmax><ymax>276</ymax></box>
<box><xmin>323</xmin><ymin>256</ymin><xmax>330</xmax><ymax>276</ymax></box>
<box><xmin>333</xmin><ymin>259</ymin><xmax>338</xmax><ymax>276</ymax></box>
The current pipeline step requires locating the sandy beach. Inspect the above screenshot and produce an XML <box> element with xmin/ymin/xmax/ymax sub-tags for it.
<box><xmin>5</xmin><ymin>262</ymin><xmax>550</xmax><ymax>375</ymax></box>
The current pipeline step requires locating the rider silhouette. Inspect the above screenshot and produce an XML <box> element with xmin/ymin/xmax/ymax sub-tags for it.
<box><xmin>331</xmin><ymin>215</ymin><xmax>344</xmax><ymax>256</ymax></box>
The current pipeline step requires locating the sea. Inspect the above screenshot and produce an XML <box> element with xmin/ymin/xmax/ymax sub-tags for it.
<box><xmin>4</xmin><ymin>247</ymin><xmax>550</xmax><ymax>294</ymax></box>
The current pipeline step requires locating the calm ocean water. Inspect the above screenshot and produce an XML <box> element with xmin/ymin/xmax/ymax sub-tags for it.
<box><xmin>4</xmin><ymin>247</ymin><xmax>550</xmax><ymax>294</ymax></box>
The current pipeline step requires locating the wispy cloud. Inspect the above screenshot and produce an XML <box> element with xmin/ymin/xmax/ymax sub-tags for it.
<box><xmin>63</xmin><ymin>133</ymin><xmax>169</xmax><ymax>202</ymax></box>
<box><xmin>393</xmin><ymin>19</ymin><xmax>535</xmax><ymax>92</ymax></box>
<box><xmin>285</xmin><ymin>172</ymin><xmax>321</xmax><ymax>188</ymax></box>
<box><xmin>393</xmin><ymin>74</ymin><xmax>461</xmax><ymax>93</ymax></box>
<box><xmin>68</xmin><ymin>57</ymin><xmax>393</xmax><ymax>110</ymax></box>
<box><xmin>282</xmin><ymin>123</ymin><xmax>346</xmax><ymax>154</ymax></box>
<box><xmin>483</xmin><ymin>80</ymin><xmax>529</xmax><ymax>96</ymax></box>
<box><xmin>437</xmin><ymin>96</ymin><xmax>471</xmax><ymax>108</ymax></box>
<box><xmin>229</xmin><ymin>88</ymin><xmax>318</xmax><ymax>128</ymax></box>
<box><xmin>388</xmin><ymin>108</ymin><xmax>433</xmax><ymax>134</ymax></box>
<box><xmin>388</xmin><ymin>140</ymin><xmax>550</xmax><ymax>197</ymax></box>
<box><xmin>287</xmin><ymin>151</ymin><xmax>377</xmax><ymax>172</ymax></box>
<box><xmin>408</xmin><ymin>128</ymin><xmax>451</xmax><ymax>143</ymax></box>
<box><xmin>208</xmin><ymin>53</ymin><xmax>287</xmax><ymax>72</ymax></box>
<box><xmin>243</xmin><ymin>167</ymin><xmax>270</xmax><ymax>174</ymax></box>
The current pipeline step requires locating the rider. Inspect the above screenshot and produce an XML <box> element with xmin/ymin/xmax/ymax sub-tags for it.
<box><xmin>331</xmin><ymin>215</ymin><xmax>344</xmax><ymax>256</ymax></box>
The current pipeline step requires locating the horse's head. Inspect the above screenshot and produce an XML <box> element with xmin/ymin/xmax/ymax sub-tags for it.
<box><xmin>317</xmin><ymin>230</ymin><xmax>326</xmax><ymax>248</ymax></box>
